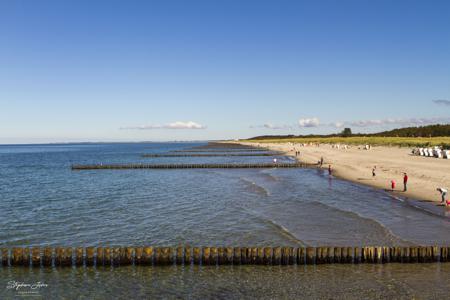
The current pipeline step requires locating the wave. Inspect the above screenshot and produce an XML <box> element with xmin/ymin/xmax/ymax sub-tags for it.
<box><xmin>241</xmin><ymin>207</ymin><xmax>306</xmax><ymax>246</ymax></box>
<box><xmin>307</xmin><ymin>200</ymin><xmax>414</xmax><ymax>246</ymax></box>
<box><xmin>239</xmin><ymin>177</ymin><xmax>270</xmax><ymax>197</ymax></box>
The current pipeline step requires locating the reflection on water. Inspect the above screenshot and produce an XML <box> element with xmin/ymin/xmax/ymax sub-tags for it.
<box><xmin>1</xmin><ymin>264</ymin><xmax>449</xmax><ymax>299</ymax></box>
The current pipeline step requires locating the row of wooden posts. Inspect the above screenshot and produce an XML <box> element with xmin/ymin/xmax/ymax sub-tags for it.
<box><xmin>71</xmin><ymin>163</ymin><xmax>305</xmax><ymax>170</ymax></box>
<box><xmin>2</xmin><ymin>246</ymin><xmax>450</xmax><ymax>267</ymax></box>
<box><xmin>141</xmin><ymin>153</ymin><xmax>278</xmax><ymax>157</ymax></box>
<box><xmin>173</xmin><ymin>149</ymin><xmax>267</xmax><ymax>152</ymax></box>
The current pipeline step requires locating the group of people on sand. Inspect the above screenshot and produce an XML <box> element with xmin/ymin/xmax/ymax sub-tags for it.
<box><xmin>325</xmin><ymin>161</ymin><xmax>449</xmax><ymax>206</ymax></box>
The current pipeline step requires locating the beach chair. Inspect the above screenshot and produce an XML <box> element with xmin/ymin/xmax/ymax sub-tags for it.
<box><xmin>419</xmin><ymin>148</ymin><xmax>424</xmax><ymax>156</ymax></box>
<box><xmin>443</xmin><ymin>150</ymin><xmax>450</xmax><ymax>159</ymax></box>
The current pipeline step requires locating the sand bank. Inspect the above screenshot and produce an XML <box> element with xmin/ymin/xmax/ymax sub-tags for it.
<box><xmin>241</xmin><ymin>142</ymin><xmax>450</xmax><ymax>206</ymax></box>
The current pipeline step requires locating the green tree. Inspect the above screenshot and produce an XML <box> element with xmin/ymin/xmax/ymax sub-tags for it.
<box><xmin>341</xmin><ymin>128</ymin><xmax>352</xmax><ymax>137</ymax></box>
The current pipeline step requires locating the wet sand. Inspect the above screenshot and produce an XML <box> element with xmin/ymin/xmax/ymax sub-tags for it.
<box><xmin>241</xmin><ymin>142</ymin><xmax>450</xmax><ymax>207</ymax></box>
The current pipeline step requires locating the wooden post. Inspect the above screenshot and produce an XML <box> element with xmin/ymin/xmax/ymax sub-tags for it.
<box><xmin>296</xmin><ymin>247</ymin><xmax>304</xmax><ymax>265</ymax></box>
<box><xmin>1</xmin><ymin>248</ymin><xmax>8</xmax><ymax>266</ymax></box>
<box><xmin>409</xmin><ymin>247</ymin><xmax>418</xmax><ymax>263</ymax></box>
<box><xmin>11</xmin><ymin>248</ymin><xmax>23</xmax><ymax>266</ymax></box>
<box><xmin>256</xmin><ymin>247</ymin><xmax>264</xmax><ymax>264</ymax></box>
<box><xmin>185</xmin><ymin>247</ymin><xmax>192</xmax><ymax>265</ymax></box>
<box><xmin>382</xmin><ymin>247</ymin><xmax>390</xmax><ymax>263</ymax></box>
<box><xmin>202</xmin><ymin>247</ymin><xmax>211</xmax><ymax>265</ymax></box>
<box><xmin>176</xmin><ymin>246</ymin><xmax>184</xmax><ymax>265</ymax></box>
<box><xmin>305</xmin><ymin>247</ymin><xmax>315</xmax><ymax>264</ymax></box>
<box><xmin>432</xmin><ymin>246</ymin><xmax>439</xmax><ymax>262</ymax></box>
<box><xmin>273</xmin><ymin>247</ymin><xmax>282</xmax><ymax>265</ymax></box>
<box><xmin>110</xmin><ymin>248</ymin><xmax>119</xmax><ymax>266</ymax></box>
<box><xmin>134</xmin><ymin>247</ymin><xmax>143</xmax><ymax>265</ymax></box>
<box><xmin>104</xmin><ymin>248</ymin><xmax>112</xmax><ymax>266</ymax></box>
<box><xmin>327</xmin><ymin>247</ymin><xmax>334</xmax><ymax>263</ymax></box>
<box><xmin>249</xmin><ymin>247</ymin><xmax>258</xmax><ymax>264</ymax></box>
<box><xmin>164</xmin><ymin>247</ymin><xmax>173</xmax><ymax>265</ymax></box>
<box><xmin>41</xmin><ymin>247</ymin><xmax>52</xmax><ymax>267</ymax></box>
<box><xmin>75</xmin><ymin>247</ymin><xmax>84</xmax><ymax>266</ymax></box>
<box><xmin>353</xmin><ymin>247</ymin><xmax>361</xmax><ymax>264</ymax></box>
<box><xmin>143</xmin><ymin>247</ymin><xmax>153</xmax><ymax>265</ymax></box>
<box><xmin>240</xmin><ymin>247</ymin><xmax>248</xmax><ymax>265</ymax></box>
<box><xmin>86</xmin><ymin>247</ymin><xmax>95</xmax><ymax>266</ymax></box>
<box><xmin>224</xmin><ymin>247</ymin><xmax>233</xmax><ymax>265</ymax></box>
<box><xmin>22</xmin><ymin>248</ymin><xmax>30</xmax><ymax>266</ymax></box>
<box><xmin>362</xmin><ymin>247</ymin><xmax>374</xmax><ymax>263</ymax></box>
<box><xmin>123</xmin><ymin>247</ymin><xmax>133</xmax><ymax>265</ymax></box>
<box><xmin>375</xmin><ymin>247</ymin><xmax>382</xmax><ymax>263</ymax></box>
<box><xmin>31</xmin><ymin>247</ymin><xmax>41</xmax><ymax>267</ymax></box>
<box><xmin>334</xmin><ymin>247</ymin><xmax>342</xmax><ymax>263</ymax></box>
<box><xmin>232</xmin><ymin>247</ymin><xmax>241</xmax><ymax>265</ymax></box>
<box><xmin>346</xmin><ymin>247</ymin><xmax>353</xmax><ymax>263</ymax></box>
<box><xmin>262</xmin><ymin>247</ymin><xmax>272</xmax><ymax>265</ymax></box>
<box><xmin>96</xmin><ymin>247</ymin><xmax>105</xmax><ymax>266</ymax></box>
<box><xmin>193</xmin><ymin>247</ymin><xmax>201</xmax><ymax>265</ymax></box>
<box><xmin>417</xmin><ymin>247</ymin><xmax>424</xmax><ymax>263</ymax></box>
<box><xmin>210</xmin><ymin>247</ymin><xmax>218</xmax><ymax>265</ymax></box>
<box><xmin>55</xmin><ymin>247</ymin><xmax>72</xmax><ymax>266</ymax></box>
<box><xmin>440</xmin><ymin>247</ymin><xmax>449</xmax><ymax>262</ymax></box>
<box><xmin>316</xmin><ymin>247</ymin><xmax>326</xmax><ymax>264</ymax></box>
<box><xmin>217</xmin><ymin>247</ymin><xmax>225</xmax><ymax>265</ymax></box>
<box><xmin>281</xmin><ymin>247</ymin><xmax>294</xmax><ymax>265</ymax></box>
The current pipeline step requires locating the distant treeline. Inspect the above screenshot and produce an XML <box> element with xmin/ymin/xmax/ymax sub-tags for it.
<box><xmin>250</xmin><ymin>124</ymin><xmax>450</xmax><ymax>140</ymax></box>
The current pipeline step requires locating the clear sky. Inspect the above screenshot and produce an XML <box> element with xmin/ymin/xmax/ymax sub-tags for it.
<box><xmin>1</xmin><ymin>0</ymin><xmax>450</xmax><ymax>143</ymax></box>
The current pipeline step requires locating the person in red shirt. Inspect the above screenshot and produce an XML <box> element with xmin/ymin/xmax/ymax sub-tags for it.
<box><xmin>391</xmin><ymin>179</ymin><xmax>396</xmax><ymax>191</ymax></box>
<box><xmin>403</xmin><ymin>173</ymin><xmax>408</xmax><ymax>192</ymax></box>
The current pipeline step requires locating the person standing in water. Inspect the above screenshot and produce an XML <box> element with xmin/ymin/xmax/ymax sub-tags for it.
<box><xmin>437</xmin><ymin>187</ymin><xmax>448</xmax><ymax>204</ymax></box>
<box><xmin>403</xmin><ymin>173</ymin><xmax>408</xmax><ymax>192</ymax></box>
<box><xmin>328</xmin><ymin>165</ymin><xmax>332</xmax><ymax>175</ymax></box>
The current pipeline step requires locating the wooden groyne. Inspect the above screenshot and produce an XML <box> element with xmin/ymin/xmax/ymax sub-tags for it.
<box><xmin>1</xmin><ymin>246</ymin><xmax>449</xmax><ymax>267</ymax></box>
<box><xmin>173</xmin><ymin>149</ymin><xmax>267</xmax><ymax>153</ymax></box>
<box><xmin>71</xmin><ymin>163</ymin><xmax>304</xmax><ymax>170</ymax></box>
<box><xmin>141</xmin><ymin>153</ymin><xmax>278</xmax><ymax>157</ymax></box>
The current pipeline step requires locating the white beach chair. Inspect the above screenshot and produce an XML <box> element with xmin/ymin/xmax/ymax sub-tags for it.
<box><xmin>419</xmin><ymin>148</ymin><xmax>424</xmax><ymax>156</ymax></box>
<box><xmin>443</xmin><ymin>150</ymin><xmax>450</xmax><ymax>159</ymax></box>
<box><xmin>428</xmin><ymin>148</ymin><xmax>434</xmax><ymax>157</ymax></box>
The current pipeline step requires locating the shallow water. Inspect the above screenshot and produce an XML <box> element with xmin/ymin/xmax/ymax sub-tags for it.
<box><xmin>1</xmin><ymin>142</ymin><xmax>450</xmax><ymax>297</ymax></box>
<box><xmin>1</xmin><ymin>264</ymin><xmax>450</xmax><ymax>299</ymax></box>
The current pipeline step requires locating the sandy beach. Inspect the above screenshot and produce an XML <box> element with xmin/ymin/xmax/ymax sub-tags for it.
<box><xmin>240</xmin><ymin>142</ymin><xmax>450</xmax><ymax>206</ymax></box>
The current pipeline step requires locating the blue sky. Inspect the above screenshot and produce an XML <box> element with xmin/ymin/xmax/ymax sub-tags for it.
<box><xmin>1</xmin><ymin>0</ymin><xmax>450</xmax><ymax>143</ymax></box>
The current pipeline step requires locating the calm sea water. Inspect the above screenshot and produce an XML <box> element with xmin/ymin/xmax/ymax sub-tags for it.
<box><xmin>1</xmin><ymin>142</ymin><xmax>450</xmax><ymax>298</ymax></box>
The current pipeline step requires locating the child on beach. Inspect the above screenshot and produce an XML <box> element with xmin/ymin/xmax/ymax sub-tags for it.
<box><xmin>437</xmin><ymin>187</ymin><xmax>448</xmax><ymax>205</ymax></box>
<box><xmin>403</xmin><ymin>173</ymin><xmax>408</xmax><ymax>192</ymax></box>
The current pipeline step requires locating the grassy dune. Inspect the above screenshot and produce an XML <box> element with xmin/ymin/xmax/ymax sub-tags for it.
<box><xmin>242</xmin><ymin>136</ymin><xmax>450</xmax><ymax>148</ymax></box>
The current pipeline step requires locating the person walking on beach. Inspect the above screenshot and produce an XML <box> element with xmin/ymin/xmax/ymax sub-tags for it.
<box><xmin>372</xmin><ymin>166</ymin><xmax>376</xmax><ymax>177</ymax></box>
<box><xmin>437</xmin><ymin>187</ymin><xmax>448</xmax><ymax>204</ymax></box>
<box><xmin>320</xmin><ymin>157</ymin><xmax>324</xmax><ymax>167</ymax></box>
<box><xmin>391</xmin><ymin>179</ymin><xmax>396</xmax><ymax>191</ymax></box>
<box><xmin>403</xmin><ymin>173</ymin><xmax>408</xmax><ymax>192</ymax></box>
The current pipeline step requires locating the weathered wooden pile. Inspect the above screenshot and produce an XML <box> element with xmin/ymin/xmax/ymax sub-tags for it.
<box><xmin>2</xmin><ymin>246</ymin><xmax>449</xmax><ymax>267</ymax></box>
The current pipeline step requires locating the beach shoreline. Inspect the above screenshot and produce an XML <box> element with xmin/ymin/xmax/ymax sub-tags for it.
<box><xmin>236</xmin><ymin>141</ymin><xmax>450</xmax><ymax>209</ymax></box>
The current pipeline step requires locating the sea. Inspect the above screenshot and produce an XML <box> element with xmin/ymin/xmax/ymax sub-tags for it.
<box><xmin>0</xmin><ymin>142</ymin><xmax>449</xmax><ymax>299</ymax></box>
